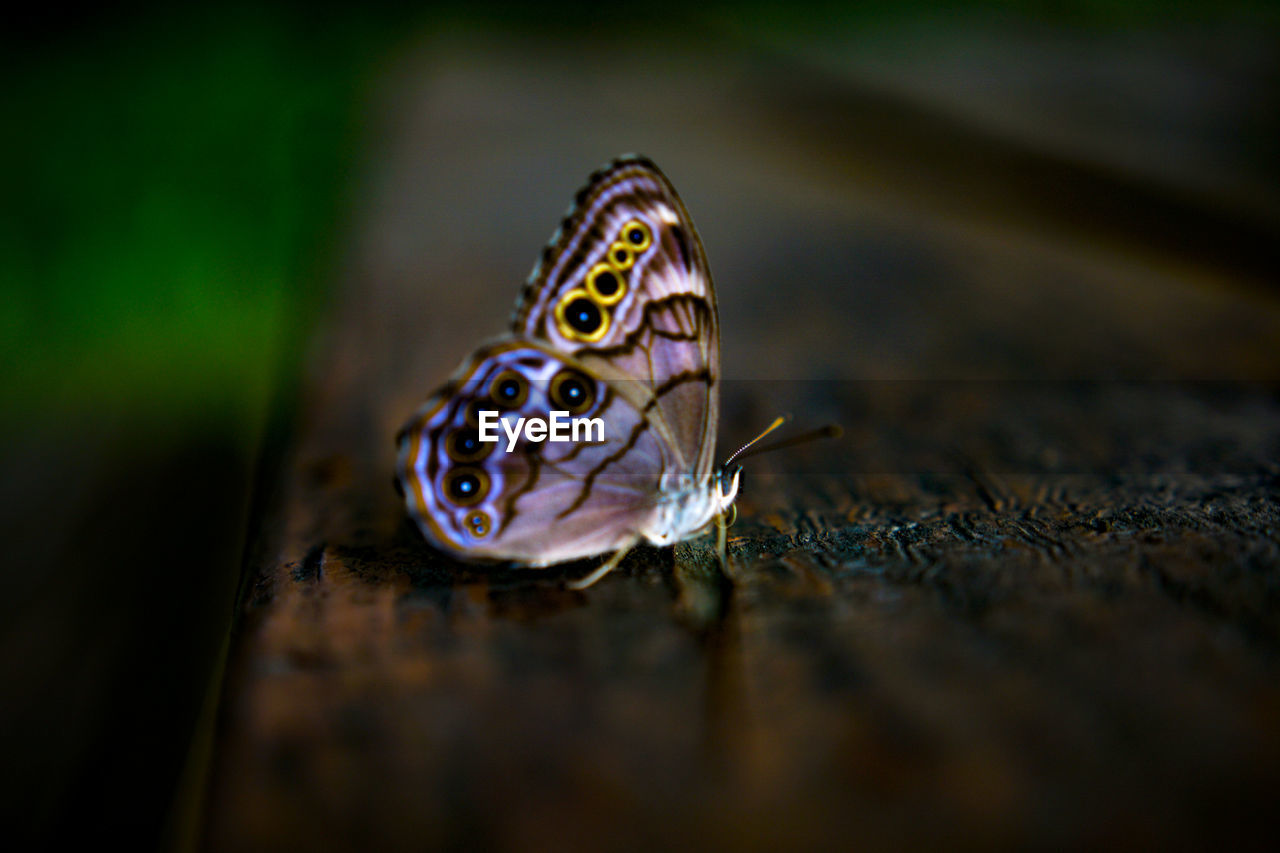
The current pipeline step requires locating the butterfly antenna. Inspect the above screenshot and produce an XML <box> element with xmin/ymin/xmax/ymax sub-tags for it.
<box><xmin>724</xmin><ymin>415</ymin><xmax>789</xmax><ymax>467</ymax></box>
<box><xmin>734</xmin><ymin>423</ymin><xmax>843</xmax><ymax>463</ymax></box>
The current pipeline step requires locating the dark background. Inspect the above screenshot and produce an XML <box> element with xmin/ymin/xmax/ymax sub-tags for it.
<box><xmin>2</xmin><ymin>2</ymin><xmax>1278</xmax><ymax>848</ymax></box>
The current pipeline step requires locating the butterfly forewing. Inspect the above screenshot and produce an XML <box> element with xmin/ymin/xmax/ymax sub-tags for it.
<box><xmin>512</xmin><ymin>156</ymin><xmax>720</xmax><ymax>483</ymax></box>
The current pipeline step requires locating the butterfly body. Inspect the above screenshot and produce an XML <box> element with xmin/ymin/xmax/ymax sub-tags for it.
<box><xmin>647</xmin><ymin>467</ymin><xmax>740</xmax><ymax>549</ymax></box>
<box><xmin>397</xmin><ymin>157</ymin><xmax>730</xmax><ymax>580</ymax></box>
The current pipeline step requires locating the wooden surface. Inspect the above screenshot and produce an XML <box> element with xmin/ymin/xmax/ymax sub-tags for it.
<box><xmin>201</xmin><ymin>33</ymin><xmax>1280</xmax><ymax>851</ymax></box>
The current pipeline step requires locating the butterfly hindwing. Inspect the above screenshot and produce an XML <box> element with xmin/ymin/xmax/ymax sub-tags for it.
<box><xmin>397</xmin><ymin>341</ymin><xmax>677</xmax><ymax>566</ymax></box>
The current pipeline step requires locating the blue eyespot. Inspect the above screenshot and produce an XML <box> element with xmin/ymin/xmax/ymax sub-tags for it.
<box><xmin>555</xmin><ymin>288</ymin><xmax>610</xmax><ymax>341</ymax></box>
<box><xmin>489</xmin><ymin>369</ymin><xmax>528</xmax><ymax>409</ymax></box>
<box><xmin>465</xmin><ymin>510</ymin><xmax>492</xmax><ymax>538</ymax></box>
<box><xmin>549</xmin><ymin>369</ymin><xmax>596</xmax><ymax>415</ymax></box>
<box><xmin>447</xmin><ymin>427</ymin><xmax>492</xmax><ymax>462</ymax></box>
<box><xmin>621</xmin><ymin>219</ymin><xmax>652</xmax><ymax>251</ymax></box>
<box><xmin>566</xmin><ymin>298</ymin><xmax>602</xmax><ymax>335</ymax></box>
<box><xmin>443</xmin><ymin>466</ymin><xmax>488</xmax><ymax>507</ymax></box>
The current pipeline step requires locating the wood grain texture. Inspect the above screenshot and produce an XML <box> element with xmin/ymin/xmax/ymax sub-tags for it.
<box><xmin>202</xmin><ymin>36</ymin><xmax>1280</xmax><ymax>852</ymax></box>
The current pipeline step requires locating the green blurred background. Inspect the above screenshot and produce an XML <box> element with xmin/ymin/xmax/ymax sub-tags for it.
<box><xmin>3</xmin><ymin>4</ymin><xmax>383</xmax><ymax>430</ymax></box>
<box><xmin>2</xmin><ymin>1</ymin><xmax>1277</xmax><ymax>847</ymax></box>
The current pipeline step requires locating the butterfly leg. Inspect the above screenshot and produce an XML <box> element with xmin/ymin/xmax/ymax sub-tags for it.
<box><xmin>567</xmin><ymin>539</ymin><xmax>638</xmax><ymax>590</ymax></box>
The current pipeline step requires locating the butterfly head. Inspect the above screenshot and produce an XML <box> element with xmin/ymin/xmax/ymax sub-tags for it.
<box><xmin>714</xmin><ymin>464</ymin><xmax>742</xmax><ymax>516</ymax></box>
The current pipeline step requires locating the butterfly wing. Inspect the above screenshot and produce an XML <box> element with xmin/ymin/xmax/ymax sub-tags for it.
<box><xmin>397</xmin><ymin>341</ymin><xmax>677</xmax><ymax>566</ymax></box>
<box><xmin>398</xmin><ymin>157</ymin><xmax>724</xmax><ymax>567</ymax></box>
<box><xmin>511</xmin><ymin>156</ymin><xmax>720</xmax><ymax>484</ymax></box>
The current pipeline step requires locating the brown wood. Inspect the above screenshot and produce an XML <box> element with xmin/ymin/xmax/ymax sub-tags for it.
<box><xmin>201</xmin><ymin>38</ymin><xmax>1280</xmax><ymax>852</ymax></box>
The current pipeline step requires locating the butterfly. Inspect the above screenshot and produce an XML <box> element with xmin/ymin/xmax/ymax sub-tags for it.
<box><xmin>396</xmin><ymin>156</ymin><xmax>744</xmax><ymax>589</ymax></box>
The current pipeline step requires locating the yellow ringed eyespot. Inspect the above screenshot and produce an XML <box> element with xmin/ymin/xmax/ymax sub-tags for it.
<box><xmin>606</xmin><ymin>242</ymin><xmax>635</xmax><ymax>272</ymax></box>
<box><xmin>464</xmin><ymin>509</ymin><xmax>492</xmax><ymax>539</ymax></box>
<box><xmin>489</xmin><ymin>369</ymin><xmax>528</xmax><ymax>409</ymax></box>
<box><xmin>620</xmin><ymin>219</ymin><xmax>652</xmax><ymax>252</ymax></box>
<box><xmin>445</xmin><ymin>427</ymin><xmax>493</xmax><ymax>463</ymax></box>
<box><xmin>586</xmin><ymin>262</ymin><xmax>626</xmax><ymax>305</ymax></box>
<box><xmin>442</xmin><ymin>466</ymin><xmax>489</xmax><ymax>507</ymax></box>
<box><xmin>549</xmin><ymin>368</ymin><xmax>597</xmax><ymax>415</ymax></box>
<box><xmin>554</xmin><ymin>288</ymin><xmax>610</xmax><ymax>342</ymax></box>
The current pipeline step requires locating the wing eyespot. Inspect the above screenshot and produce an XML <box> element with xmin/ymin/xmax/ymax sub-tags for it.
<box><xmin>489</xmin><ymin>369</ymin><xmax>529</xmax><ymax>409</ymax></box>
<box><xmin>607</xmin><ymin>242</ymin><xmax>635</xmax><ymax>271</ymax></box>
<box><xmin>554</xmin><ymin>289</ymin><xmax>610</xmax><ymax>342</ymax></box>
<box><xmin>445</xmin><ymin>427</ymin><xmax>494</xmax><ymax>463</ymax></box>
<box><xmin>622</xmin><ymin>219</ymin><xmax>652</xmax><ymax>252</ymax></box>
<box><xmin>442</xmin><ymin>466</ymin><xmax>489</xmax><ymax>507</ymax></box>
<box><xmin>549</xmin><ymin>368</ymin><xmax>597</xmax><ymax>416</ymax></box>
<box><xmin>585</xmin><ymin>263</ymin><xmax>626</xmax><ymax>305</ymax></box>
<box><xmin>464</xmin><ymin>509</ymin><xmax>492</xmax><ymax>539</ymax></box>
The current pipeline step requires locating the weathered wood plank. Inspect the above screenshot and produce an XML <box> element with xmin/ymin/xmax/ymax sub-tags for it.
<box><xmin>202</xmin><ymin>37</ymin><xmax>1280</xmax><ymax>852</ymax></box>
